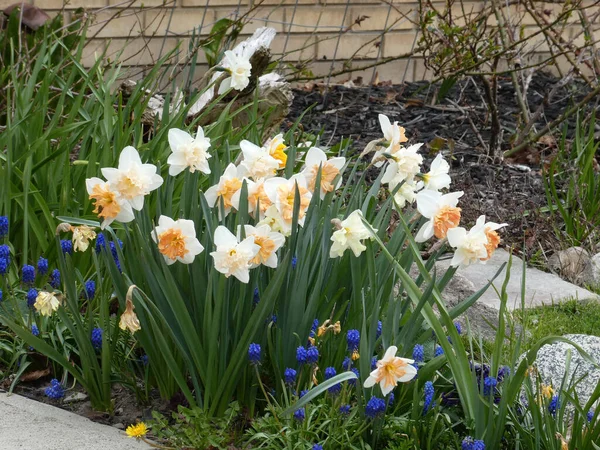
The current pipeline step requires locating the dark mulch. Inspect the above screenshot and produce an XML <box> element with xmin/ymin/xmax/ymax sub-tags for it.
<box><xmin>286</xmin><ymin>72</ymin><xmax>596</xmax><ymax>261</ymax></box>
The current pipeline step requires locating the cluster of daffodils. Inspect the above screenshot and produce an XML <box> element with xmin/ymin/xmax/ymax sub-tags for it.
<box><xmin>369</xmin><ymin>114</ymin><xmax>507</xmax><ymax>267</ymax></box>
<box><xmin>85</xmin><ymin>127</ymin><xmax>367</xmax><ymax>285</ymax></box>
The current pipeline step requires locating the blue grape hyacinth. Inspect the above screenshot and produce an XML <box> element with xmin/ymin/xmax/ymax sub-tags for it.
<box><xmin>26</xmin><ymin>288</ymin><xmax>38</xmax><ymax>308</ymax></box>
<box><xmin>324</xmin><ymin>367</ymin><xmax>340</xmax><ymax>394</ymax></box>
<box><xmin>31</xmin><ymin>324</ymin><xmax>39</xmax><ymax>337</ymax></box>
<box><xmin>296</xmin><ymin>346</ymin><xmax>308</xmax><ymax>365</ymax></box>
<box><xmin>248</xmin><ymin>343</ymin><xmax>262</xmax><ymax>364</ymax></box>
<box><xmin>45</xmin><ymin>379</ymin><xmax>65</xmax><ymax>399</ymax></box>
<box><xmin>22</xmin><ymin>265</ymin><xmax>35</xmax><ymax>284</ymax></box>
<box><xmin>293</xmin><ymin>407</ymin><xmax>305</xmax><ymax>421</ymax></box>
<box><xmin>84</xmin><ymin>280</ymin><xmax>96</xmax><ymax>300</ymax></box>
<box><xmin>423</xmin><ymin>381</ymin><xmax>434</xmax><ymax>414</ymax></box>
<box><xmin>462</xmin><ymin>436</ymin><xmax>485</xmax><ymax>450</ymax></box>
<box><xmin>60</xmin><ymin>239</ymin><xmax>73</xmax><ymax>255</ymax></box>
<box><xmin>306</xmin><ymin>346</ymin><xmax>319</xmax><ymax>364</ymax></box>
<box><xmin>365</xmin><ymin>396</ymin><xmax>386</xmax><ymax>419</ymax></box>
<box><xmin>91</xmin><ymin>327</ymin><xmax>103</xmax><ymax>351</ymax></box>
<box><xmin>346</xmin><ymin>329</ymin><xmax>360</xmax><ymax>352</ymax></box>
<box><xmin>284</xmin><ymin>368</ymin><xmax>297</xmax><ymax>385</ymax></box>
<box><xmin>412</xmin><ymin>344</ymin><xmax>424</xmax><ymax>362</ymax></box>
<box><xmin>49</xmin><ymin>269</ymin><xmax>60</xmax><ymax>288</ymax></box>
<box><xmin>37</xmin><ymin>256</ymin><xmax>48</xmax><ymax>275</ymax></box>
<box><xmin>0</xmin><ymin>216</ymin><xmax>8</xmax><ymax>238</ymax></box>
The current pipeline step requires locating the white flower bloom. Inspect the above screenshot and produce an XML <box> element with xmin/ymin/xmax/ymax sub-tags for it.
<box><xmin>422</xmin><ymin>154</ymin><xmax>451</xmax><ymax>191</ymax></box>
<box><xmin>204</xmin><ymin>163</ymin><xmax>244</xmax><ymax>217</ymax></box>
<box><xmin>364</xmin><ymin>345</ymin><xmax>417</xmax><ymax>396</ymax></box>
<box><xmin>238</xmin><ymin>140</ymin><xmax>280</xmax><ymax>180</ymax></box>
<box><xmin>263</xmin><ymin>175</ymin><xmax>312</xmax><ymax>227</ymax></box>
<box><xmin>151</xmin><ymin>215</ymin><xmax>204</xmax><ymax>265</ymax></box>
<box><xmin>447</xmin><ymin>220</ymin><xmax>488</xmax><ymax>268</ymax></box>
<box><xmin>34</xmin><ymin>291</ymin><xmax>60</xmax><ymax>317</ymax></box>
<box><xmin>101</xmin><ymin>146</ymin><xmax>163</xmax><ymax>211</ymax></box>
<box><xmin>238</xmin><ymin>224</ymin><xmax>285</xmax><ymax>268</ymax></box>
<box><xmin>301</xmin><ymin>147</ymin><xmax>346</xmax><ymax>199</ymax></box>
<box><xmin>86</xmin><ymin>177</ymin><xmax>135</xmax><ymax>229</ymax></box>
<box><xmin>415</xmin><ymin>189</ymin><xmax>463</xmax><ymax>242</ymax></box>
<box><xmin>330</xmin><ymin>210</ymin><xmax>375</xmax><ymax>258</ymax></box>
<box><xmin>167</xmin><ymin>127</ymin><xmax>211</xmax><ymax>176</ymax></box>
<box><xmin>218</xmin><ymin>50</ymin><xmax>252</xmax><ymax>94</ymax></box>
<box><xmin>210</xmin><ymin>226</ymin><xmax>260</xmax><ymax>283</ymax></box>
<box><xmin>381</xmin><ymin>143</ymin><xmax>424</xmax><ymax>186</ymax></box>
<box><xmin>256</xmin><ymin>205</ymin><xmax>290</xmax><ymax>236</ymax></box>
<box><xmin>390</xmin><ymin>179</ymin><xmax>421</xmax><ymax>209</ymax></box>
<box><xmin>476</xmin><ymin>215</ymin><xmax>507</xmax><ymax>261</ymax></box>
<box><xmin>372</xmin><ymin>114</ymin><xmax>408</xmax><ymax>167</ymax></box>
<box><xmin>265</xmin><ymin>133</ymin><xmax>287</xmax><ymax>169</ymax></box>
<box><xmin>72</xmin><ymin>225</ymin><xmax>96</xmax><ymax>252</ymax></box>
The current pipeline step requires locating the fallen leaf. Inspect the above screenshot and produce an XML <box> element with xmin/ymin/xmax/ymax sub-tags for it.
<box><xmin>20</xmin><ymin>368</ymin><xmax>50</xmax><ymax>382</ymax></box>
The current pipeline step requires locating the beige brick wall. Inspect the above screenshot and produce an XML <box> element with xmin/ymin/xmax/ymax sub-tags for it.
<box><xmin>5</xmin><ymin>0</ymin><xmax>599</xmax><ymax>82</ymax></box>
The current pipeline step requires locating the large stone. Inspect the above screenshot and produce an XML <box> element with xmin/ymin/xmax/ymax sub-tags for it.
<box><xmin>436</xmin><ymin>249</ymin><xmax>598</xmax><ymax>312</ymax></box>
<box><xmin>547</xmin><ymin>246</ymin><xmax>593</xmax><ymax>286</ymax></box>
<box><xmin>529</xmin><ymin>334</ymin><xmax>600</xmax><ymax>408</ymax></box>
<box><xmin>0</xmin><ymin>393</ymin><xmax>149</xmax><ymax>449</ymax></box>
<box><xmin>588</xmin><ymin>253</ymin><xmax>600</xmax><ymax>289</ymax></box>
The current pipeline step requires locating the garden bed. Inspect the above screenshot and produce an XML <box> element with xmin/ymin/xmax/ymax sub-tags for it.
<box><xmin>287</xmin><ymin>72</ymin><xmax>596</xmax><ymax>262</ymax></box>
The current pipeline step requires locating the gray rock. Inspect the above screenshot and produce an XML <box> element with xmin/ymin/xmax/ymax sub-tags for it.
<box><xmin>548</xmin><ymin>247</ymin><xmax>592</xmax><ymax>286</ymax></box>
<box><xmin>588</xmin><ymin>253</ymin><xmax>600</xmax><ymax>288</ymax></box>
<box><xmin>63</xmin><ymin>392</ymin><xmax>89</xmax><ymax>403</ymax></box>
<box><xmin>436</xmin><ymin>249</ymin><xmax>598</xmax><ymax>312</ymax></box>
<box><xmin>530</xmin><ymin>334</ymin><xmax>600</xmax><ymax>408</ymax></box>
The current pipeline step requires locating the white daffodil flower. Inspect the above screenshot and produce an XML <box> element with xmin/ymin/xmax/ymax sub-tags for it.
<box><xmin>72</xmin><ymin>225</ymin><xmax>97</xmax><ymax>252</ymax></box>
<box><xmin>477</xmin><ymin>215</ymin><xmax>507</xmax><ymax>261</ymax></box>
<box><xmin>218</xmin><ymin>50</ymin><xmax>252</xmax><ymax>94</ymax></box>
<box><xmin>210</xmin><ymin>226</ymin><xmax>260</xmax><ymax>283</ymax></box>
<box><xmin>34</xmin><ymin>291</ymin><xmax>60</xmax><ymax>317</ymax></box>
<box><xmin>101</xmin><ymin>146</ymin><xmax>163</xmax><ymax>211</ymax></box>
<box><xmin>263</xmin><ymin>175</ymin><xmax>312</xmax><ymax>227</ymax></box>
<box><xmin>238</xmin><ymin>140</ymin><xmax>280</xmax><ymax>180</ymax></box>
<box><xmin>364</xmin><ymin>345</ymin><xmax>417</xmax><ymax>396</ymax></box>
<box><xmin>238</xmin><ymin>224</ymin><xmax>285</xmax><ymax>268</ymax></box>
<box><xmin>204</xmin><ymin>163</ymin><xmax>244</xmax><ymax>218</ymax></box>
<box><xmin>151</xmin><ymin>215</ymin><xmax>204</xmax><ymax>265</ymax></box>
<box><xmin>446</xmin><ymin>219</ymin><xmax>488</xmax><ymax>268</ymax></box>
<box><xmin>381</xmin><ymin>143</ymin><xmax>424</xmax><ymax>186</ymax></box>
<box><xmin>390</xmin><ymin>179</ymin><xmax>421</xmax><ymax>210</ymax></box>
<box><xmin>422</xmin><ymin>153</ymin><xmax>451</xmax><ymax>191</ymax></box>
<box><xmin>265</xmin><ymin>133</ymin><xmax>288</xmax><ymax>169</ymax></box>
<box><xmin>330</xmin><ymin>210</ymin><xmax>376</xmax><ymax>258</ymax></box>
<box><xmin>167</xmin><ymin>127</ymin><xmax>212</xmax><ymax>176</ymax></box>
<box><xmin>86</xmin><ymin>177</ymin><xmax>135</xmax><ymax>229</ymax></box>
<box><xmin>415</xmin><ymin>189</ymin><xmax>464</xmax><ymax>242</ymax></box>
<box><xmin>301</xmin><ymin>147</ymin><xmax>346</xmax><ymax>200</ymax></box>
<box><xmin>256</xmin><ymin>205</ymin><xmax>290</xmax><ymax>236</ymax></box>
<box><xmin>372</xmin><ymin>114</ymin><xmax>408</xmax><ymax>167</ymax></box>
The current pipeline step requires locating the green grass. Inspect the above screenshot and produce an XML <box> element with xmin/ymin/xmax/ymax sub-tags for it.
<box><xmin>517</xmin><ymin>299</ymin><xmax>600</xmax><ymax>345</ymax></box>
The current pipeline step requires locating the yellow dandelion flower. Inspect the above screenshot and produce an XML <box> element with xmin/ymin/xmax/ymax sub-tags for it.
<box><xmin>125</xmin><ymin>422</ymin><xmax>148</xmax><ymax>438</ymax></box>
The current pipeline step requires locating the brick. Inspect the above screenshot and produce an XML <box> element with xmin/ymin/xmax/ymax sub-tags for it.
<box><xmin>522</xmin><ymin>26</ymin><xmax>551</xmax><ymax>53</ymax></box>
<box><xmin>144</xmin><ymin>8</ymin><xmax>216</xmax><ymax>35</ymax></box>
<box><xmin>304</xmin><ymin>60</ymin><xmax>350</xmax><ymax>82</ymax></box>
<box><xmin>88</xmin><ymin>10</ymin><xmax>144</xmax><ymax>38</ymax></box>
<box><xmin>40</xmin><ymin>0</ymin><xmax>107</xmax><ymax>8</ymax></box>
<box><xmin>317</xmin><ymin>33</ymin><xmax>381</xmax><ymax>60</ymax></box>
<box><xmin>92</xmin><ymin>37</ymin><xmax>188</xmax><ymax>66</ymax></box>
<box><xmin>382</xmin><ymin>31</ymin><xmax>416</xmax><ymax>58</ymax></box>
<box><xmin>108</xmin><ymin>0</ymin><xmax>175</xmax><ymax>6</ymax></box>
<box><xmin>215</xmin><ymin>6</ymin><xmax>285</xmax><ymax>33</ymax></box>
<box><xmin>271</xmin><ymin>34</ymin><xmax>317</xmax><ymax>61</ymax></box>
<box><xmin>285</xmin><ymin>6</ymin><xmax>349</xmax><ymax>33</ymax></box>
<box><xmin>182</xmin><ymin>0</ymin><xmax>249</xmax><ymax>6</ymax></box>
<box><xmin>349</xmin><ymin>4</ymin><xmax>416</xmax><ymax>32</ymax></box>
<box><xmin>412</xmin><ymin>58</ymin><xmax>433</xmax><ymax>82</ymax></box>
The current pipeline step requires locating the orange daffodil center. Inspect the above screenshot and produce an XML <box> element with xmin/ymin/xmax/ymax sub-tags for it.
<box><xmin>151</xmin><ymin>215</ymin><xmax>204</xmax><ymax>265</ymax></box>
<box><xmin>364</xmin><ymin>345</ymin><xmax>417</xmax><ymax>396</ymax></box>
<box><xmin>89</xmin><ymin>183</ymin><xmax>120</xmax><ymax>219</ymax></box>
<box><xmin>433</xmin><ymin>205</ymin><xmax>462</xmax><ymax>239</ymax></box>
<box><xmin>302</xmin><ymin>147</ymin><xmax>346</xmax><ymax>200</ymax></box>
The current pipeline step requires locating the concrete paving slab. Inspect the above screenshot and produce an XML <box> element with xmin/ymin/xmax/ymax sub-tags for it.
<box><xmin>0</xmin><ymin>392</ymin><xmax>150</xmax><ymax>450</ymax></box>
<box><xmin>436</xmin><ymin>249</ymin><xmax>599</xmax><ymax>311</ymax></box>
